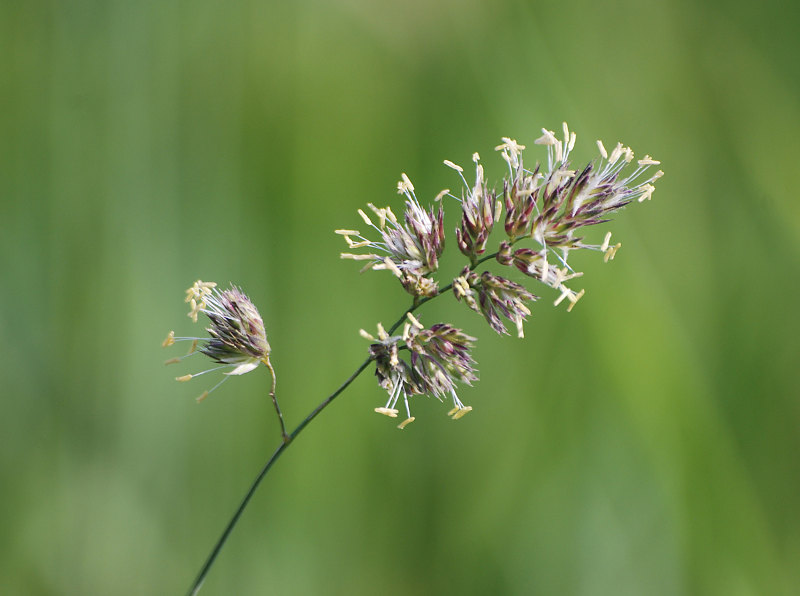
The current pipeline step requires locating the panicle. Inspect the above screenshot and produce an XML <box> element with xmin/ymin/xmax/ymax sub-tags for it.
<box><xmin>339</xmin><ymin>120</ymin><xmax>663</xmax><ymax>427</ymax></box>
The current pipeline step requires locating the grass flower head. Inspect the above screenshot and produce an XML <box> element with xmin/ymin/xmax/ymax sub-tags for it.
<box><xmin>164</xmin><ymin>281</ymin><xmax>270</xmax><ymax>401</ymax></box>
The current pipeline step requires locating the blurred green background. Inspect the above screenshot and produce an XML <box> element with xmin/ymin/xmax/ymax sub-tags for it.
<box><xmin>2</xmin><ymin>0</ymin><xmax>799</xmax><ymax>594</ymax></box>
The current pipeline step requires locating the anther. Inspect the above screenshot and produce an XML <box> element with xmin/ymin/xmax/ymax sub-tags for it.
<box><xmin>443</xmin><ymin>160</ymin><xmax>463</xmax><ymax>172</ymax></box>
<box><xmin>162</xmin><ymin>330</ymin><xmax>175</xmax><ymax>347</ymax></box>
<box><xmin>398</xmin><ymin>417</ymin><xmax>415</xmax><ymax>430</ymax></box>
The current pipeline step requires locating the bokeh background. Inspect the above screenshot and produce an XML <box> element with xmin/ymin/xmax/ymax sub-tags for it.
<box><xmin>2</xmin><ymin>0</ymin><xmax>799</xmax><ymax>594</ymax></box>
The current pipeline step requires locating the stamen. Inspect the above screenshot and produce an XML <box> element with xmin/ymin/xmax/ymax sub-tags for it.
<box><xmin>376</xmin><ymin>323</ymin><xmax>388</xmax><ymax>340</ymax></box>
<box><xmin>162</xmin><ymin>330</ymin><xmax>175</xmax><ymax>347</ymax></box>
<box><xmin>554</xmin><ymin>287</ymin><xmax>571</xmax><ymax>307</ymax></box>
<box><xmin>382</xmin><ymin>257</ymin><xmax>403</xmax><ymax>278</ymax></box>
<box><xmin>451</xmin><ymin>406</ymin><xmax>473</xmax><ymax>420</ymax></box>
<box><xmin>623</xmin><ymin>147</ymin><xmax>634</xmax><ymax>162</ymax></box>
<box><xmin>406</xmin><ymin>312</ymin><xmax>423</xmax><ymax>329</ymax></box>
<box><xmin>604</xmin><ymin>243</ymin><xmax>621</xmax><ymax>262</ymax></box>
<box><xmin>340</xmin><ymin>252</ymin><xmax>376</xmax><ymax>260</ymax></box>
<box><xmin>357</xmin><ymin>208</ymin><xmax>373</xmax><ymax>227</ymax></box>
<box><xmin>367</xmin><ymin>203</ymin><xmax>389</xmax><ymax>228</ymax></box>
<box><xmin>535</xmin><ymin>128</ymin><xmax>557</xmax><ymax>145</ymax></box>
<box><xmin>608</xmin><ymin>142</ymin><xmax>624</xmax><ymax>164</ymax></box>
<box><xmin>567</xmin><ymin>289</ymin><xmax>585</xmax><ymax>312</ymax></box>
<box><xmin>434</xmin><ymin>189</ymin><xmax>450</xmax><ymax>202</ymax></box>
<box><xmin>443</xmin><ymin>160</ymin><xmax>463</xmax><ymax>172</ymax></box>
<box><xmin>601</xmin><ymin>231</ymin><xmax>612</xmax><ymax>253</ymax></box>
<box><xmin>375</xmin><ymin>407</ymin><xmax>399</xmax><ymax>418</ymax></box>
<box><xmin>638</xmin><ymin>184</ymin><xmax>655</xmax><ymax>202</ymax></box>
<box><xmin>397</xmin><ymin>173</ymin><xmax>414</xmax><ymax>194</ymax></box>
<box><xmin>398</xmin><ymin>417</ymin><xmax>415</xmax><ymax>429</ymax></box>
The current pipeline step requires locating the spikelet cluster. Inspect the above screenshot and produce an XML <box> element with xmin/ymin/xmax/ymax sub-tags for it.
<box><xmin>339</xmin><ymin>122</ymin><xmax>662</xmax><ymax>427</ymax></box>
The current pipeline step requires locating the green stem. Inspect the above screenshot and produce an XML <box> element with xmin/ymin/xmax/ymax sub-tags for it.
<box><xmin>186</xmin><ymin>357</ymin><xmax>372</xmax><ymax>596</ymax></box>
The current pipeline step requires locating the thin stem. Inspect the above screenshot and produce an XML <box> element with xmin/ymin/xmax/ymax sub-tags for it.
<box><xmin>186</xmin><ymin>356</ymin><xmax>372</xmax><ymax>596</ymax></box>
<box><xmin>262</xmin><ymin>355</ymin><xmax>289</xmax><ymax>443</ymax></box>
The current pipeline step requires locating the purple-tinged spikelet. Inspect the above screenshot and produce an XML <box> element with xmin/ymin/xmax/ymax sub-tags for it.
<box><xmin>164</xmin><ymin>281</ymin><xmax>270</xmax><ymax>401</ymax></box>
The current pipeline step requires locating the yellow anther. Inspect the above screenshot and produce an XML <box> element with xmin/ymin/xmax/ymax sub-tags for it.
<box><xmin>398</xmin><ymin>417</ymin><xmax>415</xmax><ymax>430</ymax></box>
<box><xmin>638</xmin><ymin>184</ymin><xmax>655</xmax><ymax>202</ymax></box>
<box><xmin>376</xmin><ymin>323</ymin><xmax>388</xmax><ymax>340</ymax></box>
<box><xmin>534</xmin><ymin>128</ymin><xmax>557</xmax><ymax>146</ymax></box>
<box><xmin>554</xmin><ymin>287</ymin><xmax>571</xmax><ymax>307</ymax></box>
<box><xmin>397</xmin><ymin>173</ymin><xmax>414</xmax><ymax>194</ymax></box>
<box><xmin>375</xmin><ymin>407</ymin><xmax>399</xmax><ymax>418</ymax></box>
<box><xmin>443</xmin><ymin>160</ymin><xmax>463</xmax><ymax>172</ymax></box>
<box><xmin>451</xmin><ymin>406</ymin><xmax>473</xmax><ymax>420</ymax></box>
<box><xmin>340</xmin><ymin>253</ymin><xmax>375</xmax><ymax>261</ymax></box>
<box><xmin>567</xmin><ymin>289</ymin><xmax>585</xmax><ymax>312</ymax></box>
<box><xmin>382</xmin><ymin>257</ymin><xmax>403</xmax><ymax>278</ymax></box>
<box><xmin>196</xmin><ymin>391</ymin><xmax>209</xmax><ymax>403</ymax></box>
<box><xmin>434</xmin><ymin>189</ymin><xmax>450</xmax><ymax>202</ymax></box>
<box><xmin>406</xmin><ymin>312</ymin><xmax>423</xmax><ymax>329</ymax></box>
<box><xmin>176</xmin><ymin>375</ymin><xmax>193</xmax><ymax>382</ymax></box>
<box><xmin>164</xmin><ymin>357</ymin><xmax>181</xmax><ymax>366</ymax></box>
<box><xmin>600</xmin><ymin>231</ymin><xmax>612</xmax><ymax>253</ymax></box>
<box><xmin>604</xmin><ymin>243</ymin><xmax>621</xmax><ymax>262</ymax></box>
<box><xmin>162</xmin><ymin>330</ymin><xmax>175</xmax><ymax>347</ymax></box>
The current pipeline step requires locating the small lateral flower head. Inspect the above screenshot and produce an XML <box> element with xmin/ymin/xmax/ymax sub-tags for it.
<box><xmin>164</xmin><ymin>281</ymin><xmax>270</xmax><ymax>401</ymax></box>
<box><xmin>201</xmin><ymin>285</ymin><xmax>271</xmax><ymax>370</ymax></box>
<box><xmin>404</xmin><ymin>321</ymin><xmax>477</xmax><ymax>419</ymax></box>
<box><xmin>365</xmin><ymin>320</ymin><xmax>477</xmax><ymax>428</ymax></box>
<box><xmin>452</xmin><ymin>268</ymin><xmax>538</xmax><ymax>338</ymax></box>
<box><xmin>339</xmin><ymin>175</ymin><xmax>445</xmax><ymax>298</ymax></box>
<box><xmin>477</xmin><ymin>272</ymin><xmax>538</xmax><ymax>337</ymax></box>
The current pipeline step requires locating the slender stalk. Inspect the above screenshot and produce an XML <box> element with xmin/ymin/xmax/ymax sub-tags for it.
<box><xmin>187</xmin><ymin>357</ymin><xmax>372</xmax><ymax>596</ymax></box>
<box><xmin>186</xmin><ymin>251</ymin><xmax>501</xmax><ymax>595</ymax></box>
<box><xmin>262</xmin><ymin>354</ymin><xmax>289</xmax><ymax>443</ymax></box>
